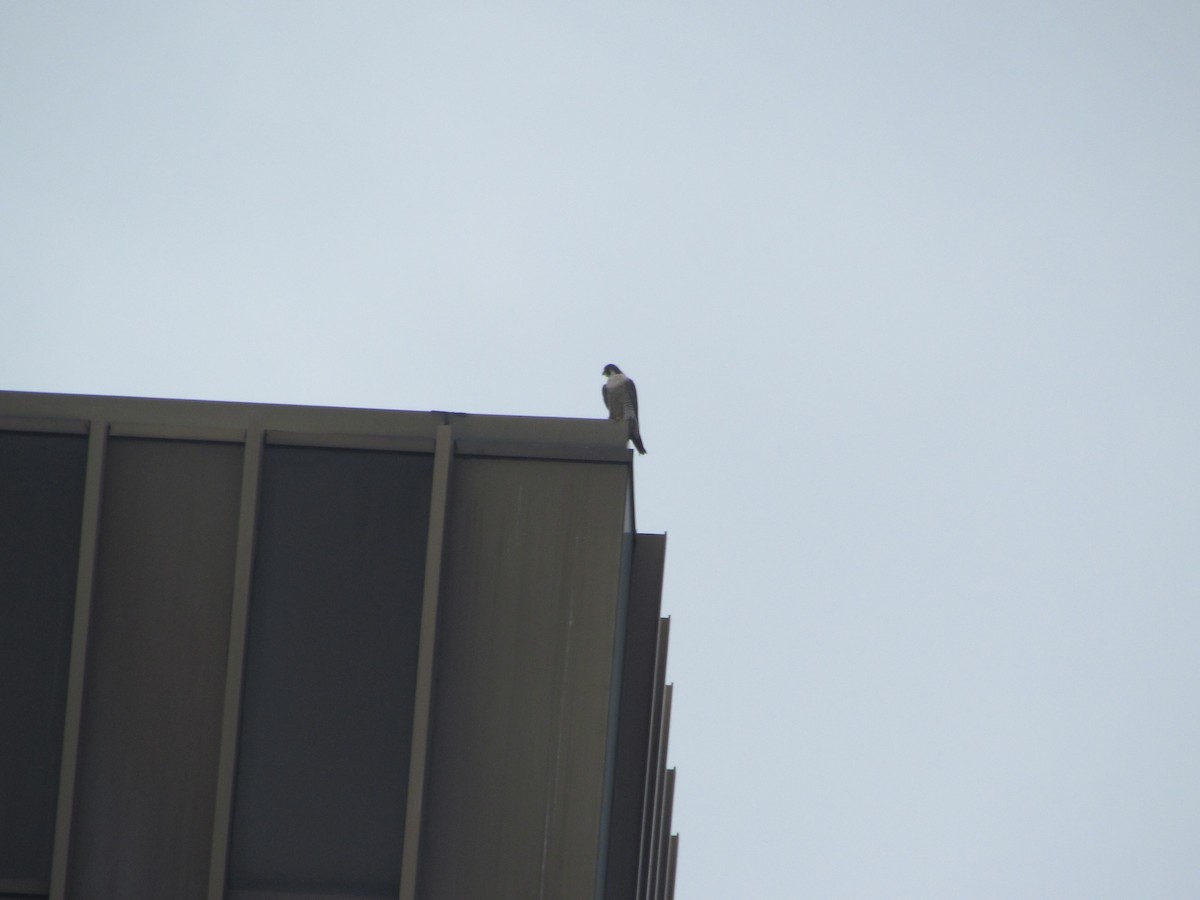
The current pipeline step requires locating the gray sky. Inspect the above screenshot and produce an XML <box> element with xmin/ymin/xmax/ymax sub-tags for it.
<box><xmin>3</xmin><ymin>3</ymin><xmax>1198</xmax><ymax>897</ymax></box>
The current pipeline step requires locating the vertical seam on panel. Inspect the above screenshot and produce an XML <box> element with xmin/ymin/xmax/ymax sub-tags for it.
<box><xmin>48</xmin><ymin>420</ymin><xmax>107</xmax><ymax>900</ymax></box>
<box><xmin>654</xmin><ymin>764</ymin><xmax>676</xmax><ymax>900</ymax></box>
<box><xmin>399</xmin><ymin>424</ymin><xmax>454</xmax><ymax>900</ymax></box>
<box><xmin>637</xmin><ymin>617</ymin><xmax>671</xmax><ymax>900</ymax></box>
<box><xmin>595</xmin><ymin>480</ymin><xmax>635</xmax><ymax>900</ymax></box>
<box><xmin>206</xmin><ymin>426</ymin><xmax>264</xmax><ymax>900</ymax></box>
<box><xmin>665</xmin><ymin>833</ymin><xmax>679</xmax><ymax>900</ymax></box>
<box><xmin>649</xmin><ymin>686</ymin><xmax>675</xmax><ymax>900</ymax></box>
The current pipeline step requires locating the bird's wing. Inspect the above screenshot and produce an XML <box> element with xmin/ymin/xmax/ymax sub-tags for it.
<box><xmin>601</xmin><ymin>382</ymin><xmax>610</xmax><ymax>412</ymax></box>
<box><xmin>628</xmin><ymin>379</ymin><xmax>639</xmax><ymax>417</ymax></box>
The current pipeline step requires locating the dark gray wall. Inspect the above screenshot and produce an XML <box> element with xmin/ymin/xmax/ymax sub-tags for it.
<box><xmin>0</xmin><ymin>432</ymin><xmax>88</xmax><ymax>888</ymax></box>
<box><xmin>0</xmin><ymin>394</ymin><xmax>673</xmax><ymax>900</ymax></box>
<box><xmin>227</xmin><ymin>446</ymin><xmax>433</xmax><ymax>899</ymax></box>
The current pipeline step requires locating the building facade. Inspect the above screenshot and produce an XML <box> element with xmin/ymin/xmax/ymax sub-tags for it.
<box><xmin>0</xmin><ymin>391</ymin><xmax>677</xmax><ymax>900</ymax></box>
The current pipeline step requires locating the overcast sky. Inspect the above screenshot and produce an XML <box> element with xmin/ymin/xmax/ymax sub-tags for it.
<box><xmin>3</xmin><ymin>3</ymin><xmax>1198</xmax><ymax>897</ymax></box>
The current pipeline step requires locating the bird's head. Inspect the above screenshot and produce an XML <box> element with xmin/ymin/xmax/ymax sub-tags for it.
<box><xmin>602</xmin><ymin>364</ymin><xmax>622</xmax><ymax>376</ymax></box>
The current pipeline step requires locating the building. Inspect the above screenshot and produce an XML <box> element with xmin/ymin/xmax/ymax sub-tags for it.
<box><xmin>0</xmin><ymin>390</ymin><xmax>677</xmax><ymax>900</ymax></box>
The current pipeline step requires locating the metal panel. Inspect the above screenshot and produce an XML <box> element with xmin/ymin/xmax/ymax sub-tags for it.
<box><xmin>48</xmin><ymin>422</ymin><xmax>107</xmax><ymax>900</ymax></box>
<box><xmin>654</xmin><ymin>768</ymin><xmax>677</xmax><ymax>900</ymax></box>
<box><xmin>109</xmin><ymin>422</ymin><xmax>245</xmax><ymax>442</ymax></box>
<box><xmin>265</xmin><ymin>429</ymin><xmax>433</xmax><ymax>454</ymax></box>
<box><xmin>0</xmin><ymin>432</ymin><xmax>88</xmax><ymax>888</ymax></box>
<box><xmin>0</xmin><ymin>391</ymin><xmax>626</xmax><ymax>460</ymax></box>
<box><xmin>226</xmin><ymin>446</ymin><xmax>433</xmax><ymax>898</ymax></box>
<box><xmin>0</xmin><ymin>392</ymin><xmax>679</xmax><ymax>897</ymax></box>
<box><xmin>65</xmin><ymin>438</ymin><xmax>243</xmax><ymax>900</ymax></box>
<box><xmin>399</xmin><ymin>426</ymin><xmax>453</xmax><ymax>900</ymax></box>
<box><xmin>454</xmin><ymin>437</ymin><xmax>630</xmax><ymax>463</ymax></box>
<box><xmin>206</xmin><ymin>428</ymin><xmax>265</xmax><ymax>900</ymax></box>
<box><xmin>665</xmin><ymin>834</ymin><xmax>679</xmax><ymax>900</ymax></box>
<box><xmin>418</xmin><ymin>458</ymin><xmax>629</xmax><ymax>900</ymax></box>
<box><xmin>645</xmin><ymin>686</ymin><xmax>675</xmax><ymax>900</ymax></box>
<box><xmin>0</xmin><ymin>415</ymin><xmax>88</xmax><ymax>434</ymax></box>
<box><xmin>603</xmin><ymin>534</ymin><xmax>667</xmax><ymax>900</ymax></box>
<box><xmin>0</xmin><ymin>875</ymin><xmax>49</xmax><ymax>896</ymax></box>
<box><xmin>437</xmin><ymin>410</ymin><xmax>624</xmax><ymax>448</ymax></box>
<box><xmin>638</xmin><ymin>619</ymin><xmax>672</xmax><ymax>900</ymax></box>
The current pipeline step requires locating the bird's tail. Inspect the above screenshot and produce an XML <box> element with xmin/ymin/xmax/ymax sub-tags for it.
<box><xmin>629</xmin><ymin>417</ymin><xmax>647</xmax><ymax>455</ymax></box>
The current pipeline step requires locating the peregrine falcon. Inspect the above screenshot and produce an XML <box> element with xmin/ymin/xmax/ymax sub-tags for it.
<box><xmin>602</xmin><ymin>364</ymin><xmax>647</xmax><ymax>455</ymax></box>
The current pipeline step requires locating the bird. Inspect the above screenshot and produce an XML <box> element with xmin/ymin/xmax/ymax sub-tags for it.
<box><xmin>602</xmin><ymin>364</ymin><xmax>647</xmax><ymax>455</ymax></box>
